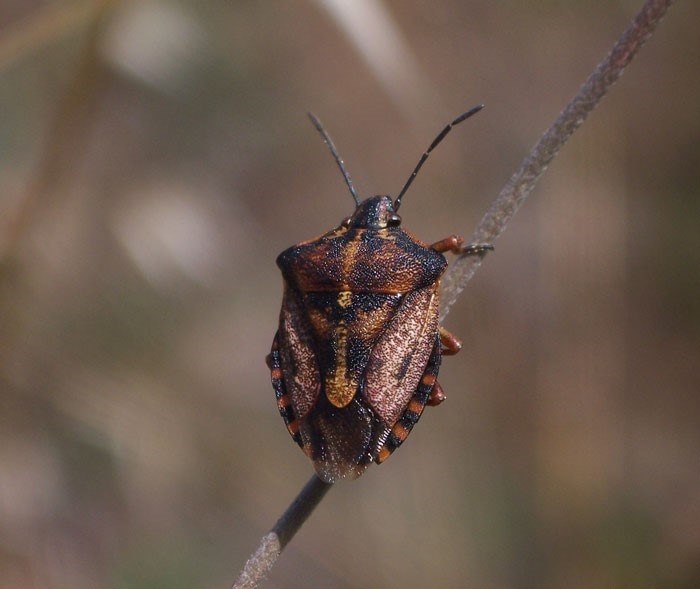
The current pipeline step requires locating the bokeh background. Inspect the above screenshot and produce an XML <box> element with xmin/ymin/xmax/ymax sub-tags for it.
<box><xmin>1</xmin><ymin>1</ymin><xmax>698</xmax><ymax>588</ymax></box>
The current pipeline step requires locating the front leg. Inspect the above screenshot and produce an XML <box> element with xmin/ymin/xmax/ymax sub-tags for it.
<box><xmin>431</xmin><ymin>234</ymin><xmax>494</xmax><ymax>257</ymax></box>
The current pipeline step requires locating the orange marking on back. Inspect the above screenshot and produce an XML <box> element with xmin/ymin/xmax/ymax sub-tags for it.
<box><xmin>391</xmin><ymin>422</ymin><xmax>409</xmax><ymax>441</ymax></box>
<box><xmin>287</xmin><ymin>420</ymin><xmax>300</xmax><ymax>435</ymax></box>
<box><xmin>325</xmin><ymin>323</ymin><xmax>357</xmax><ymax>408</ymax></box>
<box><xmin>277</xmin><ymin>395</ymin><xmax>290</xmax><ymax>409</ymax></box>
<box><xmin>408</xmin><ymin>399</ymin><xmax>424</xmax><ymax>414</ymax></box>
<box><xmin>421</xmin><ymin>373</ymin><xmax>436</xmax><ymax>386</ymax></box>
<box><xmin>271</xmin><ymin>367</ymin><xmax>283</xmax><ymax>380</ymax></box>
<box><xmin>377</xmin><ymin>446</ymin><xmax>391</xmax><ymax>463</ymax></box>
<box><xmin>337</xmin><ymin>290</ymin><xmax>352</xmax><ymax>308</ymax></box>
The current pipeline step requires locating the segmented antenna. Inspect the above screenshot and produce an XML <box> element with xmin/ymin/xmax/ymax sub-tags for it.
<box><xmin>394</xmin><ymin>104</ymin><xmax>484</xmax><ymax>211</ymax></box>
<box><xmin>308</xmin><ymin>112</ymin><xmax>360</xmax><ymax>207</ymax></box>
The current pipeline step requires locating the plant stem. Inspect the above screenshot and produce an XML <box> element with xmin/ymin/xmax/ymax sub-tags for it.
<box><xmin>232</xmin><ymin>476</ymin><xmax>332</xmax><ymax>589</ymax></box>
<box><xmin>440</xmin><ymin>0</ymin><xmax>675</xmax><ymax>320</ymax></box>
<box><xmin>234</xmin><ymin>0</ymin><xmax>675</xmax><ymax>586</ymax></box>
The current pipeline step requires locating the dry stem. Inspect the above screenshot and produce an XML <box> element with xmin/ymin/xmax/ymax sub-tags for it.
<box><xmin>233</xmin><ymin>1</ymin><xmax>675</xmax><ymax>587</ymax></box>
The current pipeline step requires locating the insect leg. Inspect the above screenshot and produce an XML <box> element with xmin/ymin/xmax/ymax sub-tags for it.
<box><xmin>431</xmin><ymin>234</ymin><xmax>494</xmax><ymax>257</ymax></box>
<box><xmin>430</xmin><ymin>234</ymin><xmax>465</xmax><ymax>253</ymax></box>
<box><xmin>426</xmin><ymin>380</ymin><xmax>446</xmax><ymax>406</ymax></box>
<box><xmin>460</xmin><ymin>243</ymin><xmax>494</xmax><ymax>256</ymax></box>
<box><xmin>439</xmin><ymin>326</ymin><xmax>462</xmax><ymax>356</ymax></box>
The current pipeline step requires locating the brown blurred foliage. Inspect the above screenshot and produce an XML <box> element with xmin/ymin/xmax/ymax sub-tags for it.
<box><xmin>0</xmin><ymin>1</ymin><xmax>698</xmax><ymax>588</ymax></box>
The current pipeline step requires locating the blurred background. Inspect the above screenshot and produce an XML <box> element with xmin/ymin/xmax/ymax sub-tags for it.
<box><xmin>1</xmin><ymin>1</ymin><xmax>698</xmax><ymax>587</ymax></box>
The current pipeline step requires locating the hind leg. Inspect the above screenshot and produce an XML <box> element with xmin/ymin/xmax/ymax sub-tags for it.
<box><xmin>439</xmin><ymin>326</ymin><xmax>462</xmax><ymax>356</ymax></box>
<box><xmin>427</xmin><ymin>380</ymin><xmax>446</xmax><ymax>406</ymax></box>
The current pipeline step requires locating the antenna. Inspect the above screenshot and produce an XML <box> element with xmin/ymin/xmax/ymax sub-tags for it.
<box><xmin>394</xmin><ymin>104</ymin><xmax>484</xmax><ymax>211</ymax></box>
<box><xmin>307</xmin><ymin>112</ymin><xmax>360</xmax><ymax>206</ymax></box>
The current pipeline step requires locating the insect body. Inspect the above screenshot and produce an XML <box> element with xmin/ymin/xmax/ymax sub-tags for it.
<box><xmin>267</xmin><ymin>107</ymin><xmax>491</xmax><ymax>482</ymax></box>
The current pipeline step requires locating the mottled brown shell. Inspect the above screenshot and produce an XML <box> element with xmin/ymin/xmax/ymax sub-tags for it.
<box><xmin>272</xmin><ymin>195</ymin><xmax>449</xmax><ymax>482</ymax></box>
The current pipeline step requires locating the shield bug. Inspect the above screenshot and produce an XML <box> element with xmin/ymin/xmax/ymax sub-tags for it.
<box><xmin>267</xmin><ymin>106</ymin><xmax>492</xmax><ymax>483</ymax></box>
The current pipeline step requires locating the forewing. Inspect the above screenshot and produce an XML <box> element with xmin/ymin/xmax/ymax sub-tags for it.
<box><xmin>278</xmin><ymin>283</ymin><xmax>321</xmax><ymax>420</ymax></box>
<box><xmin>363</xmin><ymin>284</ymin><xmax>440</xmax><ymax>426</ymax></box>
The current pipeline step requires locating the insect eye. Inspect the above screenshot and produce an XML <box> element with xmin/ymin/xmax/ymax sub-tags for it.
<box><xmin>387</xmin><ymin>214</ymin><xmax>401</xmax><ymax>227</ymax></box>
<box><xmin>341</xmin><ymin>216</ymin><xmax>352</xmax><ymax>227</ymax></box>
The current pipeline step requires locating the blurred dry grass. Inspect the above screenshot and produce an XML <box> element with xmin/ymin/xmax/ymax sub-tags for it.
<box><xmin>0</xmin><ymin>1</ymin><xmax>698</xmax><ymax>588</ymax></box>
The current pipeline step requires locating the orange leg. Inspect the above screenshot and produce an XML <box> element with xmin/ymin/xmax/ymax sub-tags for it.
<box><xmin>430</xmin><ymin>234</ymin><xmax>464</xmax><ymax>254</ymax></box>
<box><xmin>427</xmin><ymin>380</ymin><xmax>446</xmax><ymax>406</ymax></box>
<box><xmin>439</xmin><ymin>326</ymin><xmax>462</xmax><ymax>356</ymax></box>
<box><xmin>431</xmin><ymin>234</ymin><xmax>494</xmax><ymax>257</ymax></box>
